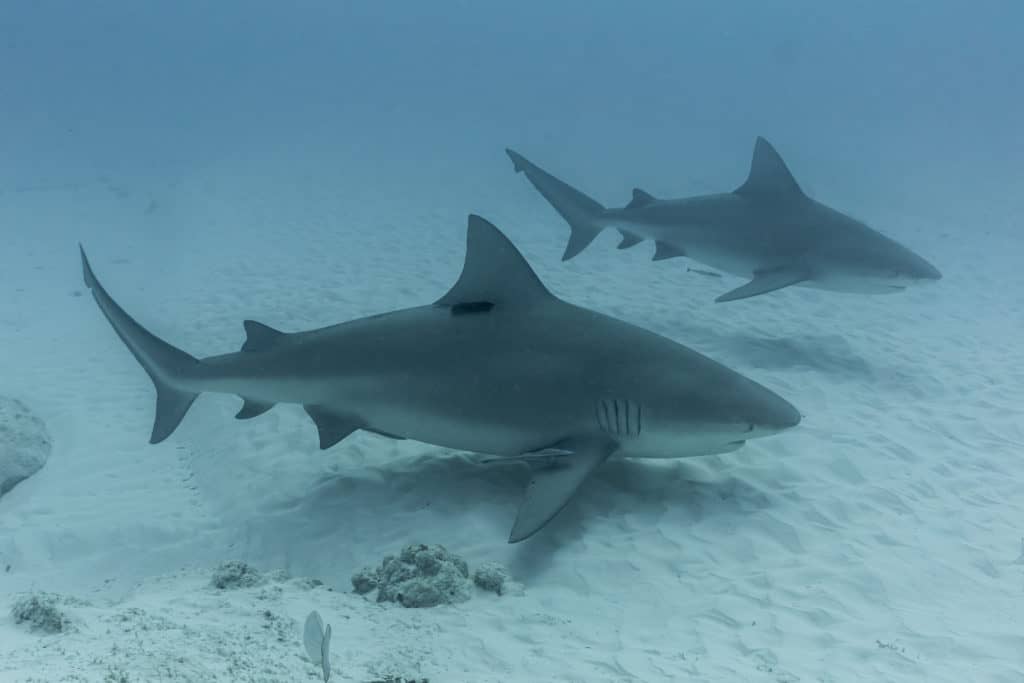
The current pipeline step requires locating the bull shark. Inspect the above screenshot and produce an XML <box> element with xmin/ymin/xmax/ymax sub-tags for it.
<box><xmin>80</xmin><ymin>215</ymin><xmax>800</xmax><ymax>542</ymax></box>
<box><xmin>507</xmin><ymin>137</ymin><xmax>942</xmax><ymax>302</ymax></box>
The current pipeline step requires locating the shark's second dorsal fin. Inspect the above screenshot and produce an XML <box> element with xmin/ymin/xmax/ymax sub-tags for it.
<box><xmin>436</xmin><ymin>215</ymin><xmax>554</xmax><ymax>309</ymax></box>
<box><xmin>734</xmin><ymin>137</ymin><xmax>804</xmax><ymax>200</ymax></box>
<box><xmin>241</xmin><ymin>320</ymin><xmax>287</xmax><ymax>352</ymax></box>
<box><xmin>626</xmin><ymin>188</ymin><xmax>656</xmax><ymax>209</ymax></box>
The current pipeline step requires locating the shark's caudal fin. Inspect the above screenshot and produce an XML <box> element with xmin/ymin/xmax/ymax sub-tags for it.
<box><xmin>506</xmin><ymin>149</ymin><xmax>607</xmax><ymax>261</ymax></box>
<box><xmin>734</xmin><ymin>137</ymin><xmax>805</xmax><ymax>200</ymax></box>
<box><xmin>80</xmin><ymin>246</ymin><xmax>203</xmax><ymax>443</ymax></box>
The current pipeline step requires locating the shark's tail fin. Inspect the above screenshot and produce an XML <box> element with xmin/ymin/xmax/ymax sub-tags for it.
<box><xmin>80</xmin><ymin>246</ymin><xmax>203</xmax><ymax>443</ymax></box>
<box><xmin>506</xmin><ymin>149</ymin><xmax>606</xmax><ymax>260</ymax></box>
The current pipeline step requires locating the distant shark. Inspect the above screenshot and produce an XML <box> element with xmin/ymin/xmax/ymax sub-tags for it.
<box><xmin>507</xmin><ymin>138</ymin><xmax>942</xmax><ymax>302</ymax></box>
<box><xmin>81</xmin><ymin>215</ymin><xmax>800</xmax><ymax>542</ymax></box>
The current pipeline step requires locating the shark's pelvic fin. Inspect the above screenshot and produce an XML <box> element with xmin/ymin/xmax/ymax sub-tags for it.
<box><xmin>715</xmin><ymin>266</ymin><xmax>810</xmax><ymax>303</ymax></box>
<box><xmin>241</xmin><ymin>320</ymin><xmax>287</xmax><ymax>352</ymax></box>
<box><xmin>734</xmin><ymin>137</ymin><xmax>805</xmax><ymax>199</ymax></box>
<box><xmin>80</xmin><ymin>245</ymin><xmax>202</xmax><ymax>444</ymax></box>
<box><xmin>617</xmin><ymin>230</ymin><xmax>643</xmax><ymax>249</ymax></box>
<box><xmin>626</xmin><ymin>188</ymin><xmax>656</xmax><ymax>209</ymax></box>
<box><xmin>235</xmin><ymin>399</ymin><xmax>274</xmax><ymax>420</ymax></box>
<box><xmin>508</xmin><ymin>437</ymin><xmax>616</xmax><ymax>543</ymax></box>
<box><xmin>505</xmin><ymin>148</ymin><xmax>607</xmax><ymax>261</ymax></box>
<box><xmin>653</xmin><ymin>242</ymin><xmax>686</xmax><ymax>261</ymax></box>
<box><xmin>303</xmin><ymin>405</ymin><xmax>363</xmax><ymax>449</ymax></box>
<box><xmin>436</xmin><ymin>215</ymin><xmax>554</xmax><ymax>309</ymax></box>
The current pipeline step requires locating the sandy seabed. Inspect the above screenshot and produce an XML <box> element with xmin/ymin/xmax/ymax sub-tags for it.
<box><xmin>1</xmin><ymin>158</ymin><xmax>1022</xmax><ymax>682</ymax></box>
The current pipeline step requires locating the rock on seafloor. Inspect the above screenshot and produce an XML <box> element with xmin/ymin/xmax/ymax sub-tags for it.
<box><xmin>0</xmin><ymin>396</ymin><xmax>52</xmax><ymax>497</ymax></box>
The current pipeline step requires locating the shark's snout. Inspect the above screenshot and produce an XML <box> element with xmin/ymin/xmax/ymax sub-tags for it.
<box><xmin>898</xmin><ymin>248</ymin><xmax>942</xmax><ymax>283</ymax></box>
<box><xmin>917</xmin><ymin>259</ymin><xmax>942</xmax><ymax>282</ymax></box>
<box><xmin>760</xmin><ymin>398</ymin><xmax>802</xmax><ymax>431</ymax></box>
<box><xmin>744</xmin><ymin>386</ymin><xmax>802</xmax><ymax>434</ymax></box>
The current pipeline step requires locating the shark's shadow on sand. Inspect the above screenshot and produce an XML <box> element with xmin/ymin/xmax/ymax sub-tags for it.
<box><xmin>702</xmin><ymin>330</ymin><xmax>874</xmax><ymax>378</ymax></box>
<box><xmin>242</xmin><ymin>449</ymin><xmax>773</xmax><ymax>583</ymax></box>
<box><xmin>650</xmin><ymin>312</ymin><xmax>935</xmax><ymax>392</ymax></box>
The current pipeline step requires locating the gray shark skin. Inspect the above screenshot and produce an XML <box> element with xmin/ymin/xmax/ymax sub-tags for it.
<box><xmin>507</xmin><ymin>138</ymin><xmax>942</xmax><ymax>302</ymax></box>
<box><xmin>80</xmin><ymin>215</ymin><xmax>800</xmax><ymax>542</ymax></box>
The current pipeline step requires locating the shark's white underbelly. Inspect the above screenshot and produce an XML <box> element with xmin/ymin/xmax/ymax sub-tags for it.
<box><xmin>615</xmin><ymin>220</ymin><xmax>763</xmax><ymax>278</ymax></box>
<box><xmin>682</xmin><ymin>243</ymin><xmax>763</xmax><ymax>279</ymax></box>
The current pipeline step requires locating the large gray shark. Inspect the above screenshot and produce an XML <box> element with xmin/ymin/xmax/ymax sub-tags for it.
<box><xmin>507</xmin><ymin>138</ymin><xmax>942</xmax><ymax>302</ymax></box>
<box><xmin>81</xmin><ymin>215</ymin><xmax>800</xmax><ymax>542</ymax></box>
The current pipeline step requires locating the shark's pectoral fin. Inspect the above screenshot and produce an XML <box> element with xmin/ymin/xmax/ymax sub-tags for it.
<box><xmin>653</xmin><ymin>242</ymin><xmax>686</xmax><ymax>261</ymax></box>
<box><xmin>241</xmin><ymin>320</ymin><xmax>287</xmax><ymax>352</ymax></box>
<box><xmin>235</xmin><ymin>399</ymin><xmax>275</xmax><ymax>420</ymax></box>
<box><xmin>303</xmin><ymin>405</ymin><xmax>363</xmax><ymax>449</ymax></box>
<box><xmin>508</xmin><ymin>437</ymin><xmax>617</xmax><ymax>543</ymax></box>
<box><xmin>715</xmin><ymin>266</ymin><xmax>810</xmax><ymax>303</ymax></box>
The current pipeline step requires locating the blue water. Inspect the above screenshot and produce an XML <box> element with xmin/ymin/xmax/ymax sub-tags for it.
<box><xmin>4</xmin><ymin>2</ymin><xmax>1022</xmax><ymax>208</ymax></box>
<box><xmin>2</xmin><ymin>3</ymin><xmax>1023</xmax><ymax>681</ymax></box>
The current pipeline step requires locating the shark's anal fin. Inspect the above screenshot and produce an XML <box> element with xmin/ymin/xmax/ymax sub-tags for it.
<box><xmin>508</xmin><ymin>437</ymin><xmax>616</xmax><ymax>543</ymax></box>
<box><xmin>303</xmin><ymin>405</ymin><xmax>363</xmax><ymax>449</ymax></box>
<box><xmin>235</xmin><ymin>399</ymin><xmax>274</xmax><ymax>420</ymax></box>
<box><xmin>241</xmin><ymin>320</ymin><xmax>287</xmax><ymax>352</ymax></box>
<box><xmin>653</xmin><ymin>242</ymin><xmax>686</xmax><ymax>261</ymax></box>
<box><xmin>716</xmin><ymin>266</ymin><xmax>810</xmax><ymax>303</ymax></box>
<box><xmin>617</xmin><ymin>230</ymin><xmax>643</xmax><ymax>249</ymax></box>
<box><xmin>626</xmin><ymin>188</ymin><xmax>656</xmax><ymax>209</ymax></box>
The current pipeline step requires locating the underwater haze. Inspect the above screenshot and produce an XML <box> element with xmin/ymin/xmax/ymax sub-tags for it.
<box><xmin>2</xmin><ymin>2</ymin><xmax>1023</xmax><ymax>681</ymax></box>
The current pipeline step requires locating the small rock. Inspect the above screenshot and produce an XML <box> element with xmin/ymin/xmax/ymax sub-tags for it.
<box><xmin>473</xmin><ymin>562</ymin><xmax>508</xmax><ymax>595</ymax></box>
<box><xmin>355</xmin><ymin>544</ymin><xmax>472</xmax><ymax>608</ymax></box>
<box><xmin>0</xmin><ymin>396</ymin><xmax>52</xmax><ymax>497</ymax></box>
<box><xmin>210</xmin><ymin>561</ymin><xmax>265</xmax><ymax>590</ymax></box>
<box><xmin>11</xmin><ymin>593</ymin><xmax>72</xmax><ymax>633</ymax></box>
<box><xmin>351</xmin><ymin>567</ymin><xmax>379</xmax><ymax>594</ymax></box>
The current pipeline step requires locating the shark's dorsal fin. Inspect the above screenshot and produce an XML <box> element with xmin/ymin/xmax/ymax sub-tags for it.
<box><xmin>241</xmin><ymin>320</ymin><xmax>287</xmax><ymax>352</ymax></box>
<box><xmin>734</xmin><ymin>137</ymin><xmax>804</xmax><ymax>199</ymax></box>
<box><xmin>626</xmin><ymin>188</ymin><xmax>656</xmax><ymax>209</ymax></box>
<box><xmin>436</xmin><ymin>215</ymin><xmax>553</xmax><ymax>309</ymax></box>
